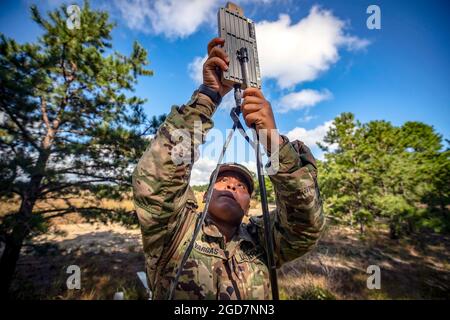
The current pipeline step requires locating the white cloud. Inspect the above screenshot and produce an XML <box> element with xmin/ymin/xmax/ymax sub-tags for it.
<box><xmin>285</xmin><ymin>120</ymin><xmax>333</xmax><ymax>150</ymax></box>
<box><xmin>240</xmin><ymin>161</ymin><xmax>257</xmax><ymax>175</ymax></box>
<box><xmin>190</xmin><ymin>157</ymin><xmax>217</xmax><ymax>186</ymax></box>
<box><xmin>256</xmin><ymin>6</ymin><xmax>369</xmax><ymax>88</ymax></box>
<box><xmin>188</xmin><ymin>54</ymin><xmax>207</xmax><ymax>85</ymax></box>
<box><xmin>297</xmin><ymin>115</ymin><xmax>317</xmax><ymax>123</ymax></box>
<box><xmin>113</xmin><ymin>0</ymin><xmax>152</xmax><ymax>31</ymax></box>
<box><xmin>150</xmin><ymin>0</ymin><xmax>218</xmax><ymax>38</ymax></box>
<box><xmin>113</xmin><ymin>0</ymin><xmax>218</xmax><ymax>38</ymax></box>
<box><xmin>278</xmin><ymin>89</ymin><xmax>332</xmax><ymax>113</ymax></box>
<box><xmin>112</xmin><ymin>0</ymin><xmax>275</xmax><ymax>38</ymax></box>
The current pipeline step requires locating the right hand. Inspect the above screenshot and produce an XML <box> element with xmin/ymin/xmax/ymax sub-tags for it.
<box><xmin>203</xmin><ymin>38</ymin><xmax>233</xmax><ymax>97</ymax></box>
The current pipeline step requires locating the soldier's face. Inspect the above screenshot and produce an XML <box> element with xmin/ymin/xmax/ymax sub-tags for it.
<box><xmin>207</xmin><ymin>171</ymin><xmax>251</xmax><ymax>225</ymax></box>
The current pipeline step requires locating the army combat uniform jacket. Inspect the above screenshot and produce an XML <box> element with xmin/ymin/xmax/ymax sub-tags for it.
<box><xmin>132</xmin><ymin>90</ymin><xmax>325</xmax><ymax>300</ymax></box>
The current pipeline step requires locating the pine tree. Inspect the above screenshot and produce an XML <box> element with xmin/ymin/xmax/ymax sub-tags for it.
<box><xmin>0</xmin><ymin>1</ymin><xmax>157</xmax><ymax>295</ymax></box>
<box><xmin>319</xmin><ymin>113</ymin><xmax>449</xmax><ymax>238</ymax></box>
<box><xmin>319</xmin><ymin>113</ymin><xmax>373</xmax><ymax>234</ymax></box>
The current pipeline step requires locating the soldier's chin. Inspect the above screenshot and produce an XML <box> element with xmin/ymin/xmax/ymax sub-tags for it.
<box><xmin>214</xmin><ymin>203</ymin><xmax>244</xmax><ymax>223</ymax></box>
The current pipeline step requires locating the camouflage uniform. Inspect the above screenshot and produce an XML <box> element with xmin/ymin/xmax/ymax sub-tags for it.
<box><xmin>132</xmin><ymin>90</ymin><xmax>325</xmax><ymax>300</ymax></box>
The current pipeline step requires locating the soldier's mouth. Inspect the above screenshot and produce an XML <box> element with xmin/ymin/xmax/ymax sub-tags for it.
<box><xmin>219</xmin><ymin>192</ymin><xmax>236</xmax><ymax>201</ymax></box>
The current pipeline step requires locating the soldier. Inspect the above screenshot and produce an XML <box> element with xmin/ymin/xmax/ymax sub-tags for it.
<box><xmin>132</xmin><ymin>38</ymin><xmax>325</xmax><ymax>300</ymax></box>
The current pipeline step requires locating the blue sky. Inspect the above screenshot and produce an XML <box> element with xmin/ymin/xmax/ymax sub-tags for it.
<box><xmin>1</xmin><ymin>0</ymin><xmax>449</xmax><ymax>184</ymax></box>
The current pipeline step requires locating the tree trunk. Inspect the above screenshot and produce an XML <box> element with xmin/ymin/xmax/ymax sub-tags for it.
<box><xmin>389</xmin><ymin>222</ymin><xmax>398</xmax><ymax>240</ymax></box>
<box><xmin>0</xmin><ymin>193</ymin><xmax>36</xmax><ymax>298</ymax></box>
<box><xmin>0</xmin><ymin>168</ymin><xmax>45</xmax><ymax>298</ymax></box>
<box><xmin>0</xmin><ymin>215</ymin><xmax>32</xmax><ymax>298</ymax></box>
<box><xmin>0</xmin><ymin>100</ymin><xmax>58</xmax><ymax>298</ymax></box>
<box><xmin>438</xmin><ymin>191</ymin><xmax>448</xmax><ymax>219</ymax></box>
<box><xmin>359</xmin><ymin>221</ymin><xmax>364</xmax><ymax>235</ymax></box>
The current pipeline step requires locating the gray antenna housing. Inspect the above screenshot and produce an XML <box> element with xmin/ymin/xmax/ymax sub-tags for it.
<box><xmin>218</xmin><ymin>3</ymin><xmax>262</xmax><ymax>89</ymax></box>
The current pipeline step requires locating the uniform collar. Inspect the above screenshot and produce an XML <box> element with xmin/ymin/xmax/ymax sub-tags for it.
<box><xmin>202</xmin><ymin>216</ymin><xmax>223</xmax><ymax>238</ymax></box>
<box><xmin>203</xmin><ymin>215</ymin><xmax>255</xmax><ymax>245</ymax></box>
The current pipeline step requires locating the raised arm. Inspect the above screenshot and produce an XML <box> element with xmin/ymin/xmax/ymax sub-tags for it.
<box><xmin>241</xmin><ymin>87</ymin><xmax>325</xmax><ymax>266</ymax></box>
<box><xmin>254</xmin><ymin>138</ymin><xmax>325</xmax><ymax>266</ymax></box>
<box><xmin>132</xmin><ymin>91</ymin><xmax>218</xmax><ymax>285</ymax></box>
<box><xmin>133</xmin><ymin>91</ymin><xmax>217</xmax><ymax>218</ymax></box>
<box><xmin>132</xmin><ymin>37</ymin><xmax>232</xmax><ymax>289</ymax></box>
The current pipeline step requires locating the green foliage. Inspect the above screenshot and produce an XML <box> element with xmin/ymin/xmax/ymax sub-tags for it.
<box><xmin>298</xmin><ymin>286</ymin><xmax>336</xmax><ymax>300</ymax></box>
<box><xmin>192</xmin><ymin>184</ymin><xmax>209</xmax><ymax>193</ymax></box>
<box><xmin>319</xmin><ymin>113</ymin><xmax>449</xmax><ymax>237</ymax></box>
<box><xmin>252</xmin><ymin>173</ymin><xmax>275</xmax><ymax>203</ymax></box>
<box><xmin>0</xmin><ymin>1</ymin><xmax>159</xmax><ymax>231</ymax></box>
<box><xmin>281</xmin><ymin>286</ymin><xmax>337</xmax><ymax>300</ymax></box>
<box><xmin>142</xmin><ymin>114</ymin><xmax>167</xmax><ymax>136</ymax></box>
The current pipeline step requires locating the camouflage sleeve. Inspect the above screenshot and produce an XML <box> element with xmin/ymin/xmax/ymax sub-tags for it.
<box><xmin>132</xmin><ymin>90</ymin><xmax>217</xmax><ymax>286</ymax></box>
<box><xmin>250</xmin><ymin>137</ymin><xmax>325</xmax><ymax>267</ymax></box>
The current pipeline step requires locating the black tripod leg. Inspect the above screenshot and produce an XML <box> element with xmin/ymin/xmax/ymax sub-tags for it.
<box><xmin>254</xmin><ymin>130</ymin><xmax>279</xmax><ymax>300</ymax></box>
<box><xmin>167</xmin><ymin>123</ymin><xmax>237</xmax><ymax>300</ymax></box>
<box><xmin>240</xmin><ymin>46</ymin><xmax>279</xmax><ymax>300</ymax></box>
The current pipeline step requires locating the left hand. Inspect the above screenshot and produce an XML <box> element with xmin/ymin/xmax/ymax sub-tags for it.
<box><xmin>203</xmin><ymin>38</ymin><xmax>233</xmax><ymax>98</ymax></box>
<box><xmin>242</xmin><ymin>87</ymin><xmax>283</xmax><ymax>151</ymax></box>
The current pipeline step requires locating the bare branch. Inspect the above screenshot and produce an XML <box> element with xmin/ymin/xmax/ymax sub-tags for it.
<box><xmin>40</xmin><ymin>96</ymin><xmax>51</xmax><ymax>129</ymax></box>
<box><xmin>39</xmin><ymin>179</ymin><xmax>115</xmax><ymax>196</ymax></box>
<box><xmin>39</xmin><ymin>206</ymin><xmax>133</xmax><ymax>220</ymax></box>
<box><xmin>62</xmin><ymin>171</ymin><xmax>129</xmax><ymax>184</ymax></box>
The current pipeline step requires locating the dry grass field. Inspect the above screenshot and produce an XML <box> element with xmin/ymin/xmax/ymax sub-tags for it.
<box><xmin>2</xmin><ymin>193</ymin><xmax>449</xmax><ymax>300</ymax></box>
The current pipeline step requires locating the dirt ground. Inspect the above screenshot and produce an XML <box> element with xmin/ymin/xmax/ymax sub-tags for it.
<box><xmin>279</xmin><ymin>224</ymin><xmax>450</xmax><ymax>299</ymax></box>
<box><xmin>8</xmin><ymin>215</ymin><xmax>450</xmax><ymax>300</ymax></box>
<box><xmin>10</xmin><ymin>221</ymin><xmax>147</xmax><ymax>299</ymax></box>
